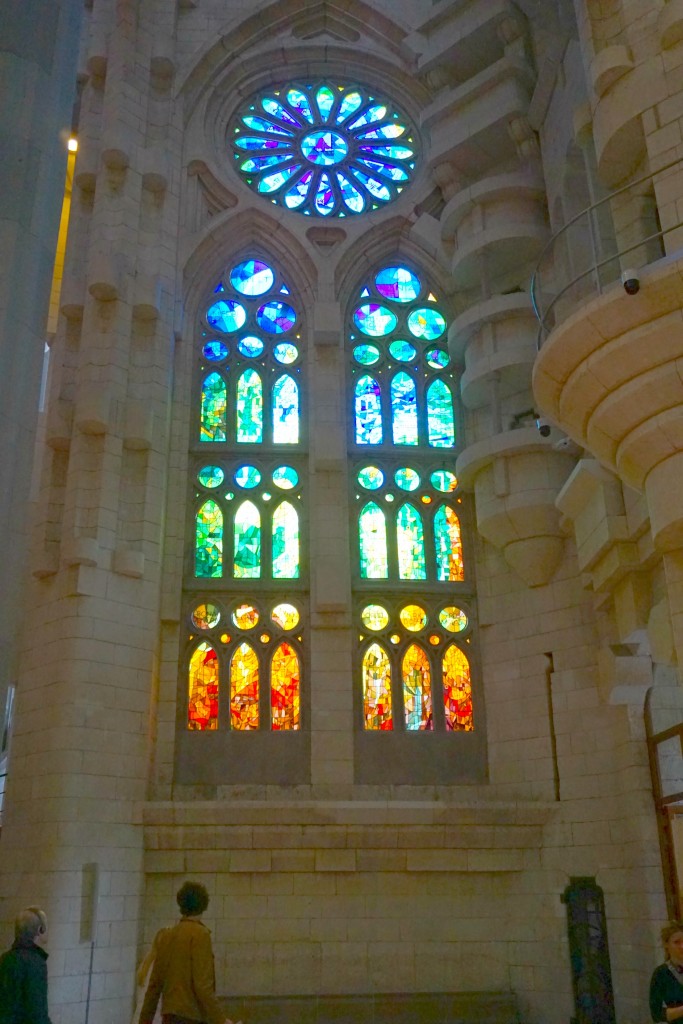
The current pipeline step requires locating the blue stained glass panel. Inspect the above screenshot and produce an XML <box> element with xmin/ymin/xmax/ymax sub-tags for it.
<box><xmin>353</xmin><ymin>344</ymin><xmax>380</xmax><ymax>366</ymax></box>
<box><xmin>206</xmin><ymin>299</ymin><xmax>246</xmax><ymax>333</ymax></box>
<box><xmin>261</xmin><ymin>97</ymin><xmax>300</xmax><ymax>126</ymax></box>
<box><xmin>359</xmin><ymin>144</ymin><xmax>413</xmax><ymax>159</ymax></box>
<box><xmin>397</xmin><ymin>503</ymin><xmax>426</xmax><ymax>580</ymax></box>
<box><xmin>242</xmin><ymin>116</ymin><xmax>293</xmax><ymax>136</ymax></box>
<box><xmin>407</xmin><ymin>307</ymin><xmax>446</xmax><ymax>340</ymax></box>
<box><xmin>376</xmin><ymin>267</ymin><xmax>421</xmax><ymax>303</ymax></box>
<box><xmin>426</xmin><ymin>348</ymin><xmax>450</xmax><ymax>369</ymax></box>
<box><xmin>434</xmin><ymin>505</ymin><xmax>464</xmax><ymax>581</ymax></box>
<box><xmin>273</xmin><ymin>466</ymin><xmax>299</xmax><ymax>489</ymax></box>
<box><xmin>391</xmin><ymin>372</ymin><xmax>418</xmax><ymax>446</ymax></box>
<box><xmin>353</xmin><ymin>303</ymin><xmax>397</xmax><ymax>337</ymax></box>
<box><xmin>358</xmin><ymin>159</ymin><xmax>409</xmax><ymax>181</ymax></box>
<box><xmin>359</xmin><ymin>502</ymin><xmax>388</xmax><ymax>578</ymax></box>
<box><xmin>198</xmin><ymin>465</ymin><xmax>224</xmax><ymax>488</ymax></box>
<box><xmin>351</xmin><ymin>169</ymin><xmax>391</xmax><ymax>202</ymax></box>
<box><xmin>301</xmin><ymin>131</ymin><xmax>348</xmax><ymax>165</ymax></box>
<box><xmin>235</xmin><ymin>137</ymin><xmax>292</xmax><ymax>151</ymax></box>
<box><xmin>316</xmin><ymin>86</ymin><xmax>335</xmax><ymax>121</ymax></box>
<box><xmin>358</xmin><ymin>466</ymin><xmax>384</xmax><ymax>489</ymax></box>
<box><xmin>284</xmin><ymin>172</ymin><xmax>312</xmax><ymax>208</ymax></box>
<box><xmin>258</xmin><ymin>165</ymin><xmax>301</xmax><ymax>193</ymax></box>
<box><xmin>200</xmin><ymin>372</ymin><xmax>227</xmax><ymax>442</ymax></box>
<box><xmin>241</xmin><ymin>154</ymin><xmax>291</xmax><ymax>172</ymax></box>
<box><xmin>272</xmin><ymin>501</ymin><xmax>300</xmax><ymax>578</ymax></box>
<box><xmin>389</xmin><ymin>340</ymin><xmax>416</xmax><ymax>362</ymax></box>
<box><xmin>287</xmin><ymin>89</ymin><xmax>315</xmax><ymax>123</ymax></box>
<box><xmin>314</xmin><ymin>173</ymin><xmax>335</xmax><ymax>215</ymax></box>
<box><xmin>257</xmin><ymin>301</ymin><xmax>296</xmax><ymax>334</ymax></box>
<box><xmin>237</xmin><ymin>336</ymin><xmax>265</xmax><ymax>358</ymax></box>
<box><xmin>336</xmin><ymin>172</ymin><xmax>365</xmax><ymax>212</ymax></box>
<box><xmin>236</xmin><ymin>370</ymin><xmax>263</xmax><ymax>443</ymax></box>
<box><xmin>336</xmin><ymin>91</ymin><xmax>363</xmax><ymax>123</ymax></box>
<box><xmin>234</xmin><ymin>501</ymin><xmax>261</xmax><ymax>578</ymax></box>
<box><xmin>347</xmin><ymin>104</ymin><xmax>387</xmax><ymax>131</ymax></box>
<box><xmin>230</xmin><ymin>260</ymin><xmax>274</xmax><ymax>296</ymax></box>
<box><xmin>234</xmin><ymin>465</ymin><xmax>261</xmax><ymax>488</ymax></box>
<box><xmin>358</xmin><ymin>125</ymin><xmax>406</xmax><ymax>141</ymax></box>
<box><xmin>272</xmin><ymin>375</ymin><xmax>299</xmax><ymax>444</ymax></box>
<box><xmin>355</xmin><ymin>375</ymin><xmax>383</xmax><ymax>445</ymax></box>
<box><xmin>203</xmin><ymin>340</ymin><xmax>228</xmax><ymax>361</ymax></box>
<box><xmin>427</xmin><ymin>380</ymin><xmax>455</xmax><ymax>448</ymax></box>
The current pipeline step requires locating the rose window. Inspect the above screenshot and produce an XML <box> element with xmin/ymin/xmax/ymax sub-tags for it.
<box><xmin>230</xmin><ymin>81</ymin><xmax>418</xmax><ymax>217</ymax></box>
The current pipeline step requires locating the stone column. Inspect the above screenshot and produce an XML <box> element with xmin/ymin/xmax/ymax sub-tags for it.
<box><xmin>0</xmin><ymin>0</ymin><xmax>83</xmax><ymax>747</ymax></box>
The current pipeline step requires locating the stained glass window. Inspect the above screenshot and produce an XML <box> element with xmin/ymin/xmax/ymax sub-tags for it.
<box><xmin>443</xmin><ymin>646</ymin><xmax>473</xmax><ymax>731</ymax></box>
<box><xmin>188</xmin><ymin>642</ymin><xmax>219</xmax><ymax>730</ymax></box>
<box><xmin>350</xmin><ymin>264</ymin><xmax>476</xmax><ymax>744</ymax></box>
<box><xmin>363</xmin><ymin>643</ymin><xmax>393</xmax><ymax>730</ymax></box>
<box><xmin>231</xmin><ymin>81</ymin><xmax>418</xmax><ymax>217</ymax></box>
<box><xmin>271</xmin><ymin>642</ymin><xmax>300</xmax><ymax>729</ymax></box>
<box><xmin>196</xmin><ymin>500</ymin><xmax>223</xmax><ymax>578</ymax></box>
<box><xmin>187</xmin><ymin>257</ymin><xmax>305</xmax><ymax>738</ymax></box>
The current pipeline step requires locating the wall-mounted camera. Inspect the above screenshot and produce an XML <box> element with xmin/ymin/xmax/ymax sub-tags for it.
<box><xmin>621</xmin><ymin>268</ymin><xmax>640</xmax><ymax>295</ymax></box>
<box><xmin>536</xmin><ymin>417</ymin><xmax>551</xmax><ymax>437</ymax></box>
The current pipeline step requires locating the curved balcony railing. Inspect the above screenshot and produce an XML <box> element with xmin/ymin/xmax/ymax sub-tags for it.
<box><xmin>531</xmin><ymin>157</ymin><xmax>683</xmax><ymax>345</ymax></box>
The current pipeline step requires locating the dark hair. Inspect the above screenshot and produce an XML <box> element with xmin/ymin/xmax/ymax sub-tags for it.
<box><xmin>176</xmin><ymin>881</ymin><xmax>209</xmax><ymax>917</ymax></box>
<box><xmin>661</xmin><ymin>922</ymin><xmax>683</xmax><ymax>947</ymax></box>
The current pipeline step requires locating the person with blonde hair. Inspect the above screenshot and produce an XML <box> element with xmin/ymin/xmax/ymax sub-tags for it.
<box><xmin>650</xmin><ymin>921</ymin><xmax>683</xmax><ymax>1021</ymax></box>
<box><xmin>0</xmin><ymin>906</ymin><xmax>52</xmax><ymax>1024</ymax></box>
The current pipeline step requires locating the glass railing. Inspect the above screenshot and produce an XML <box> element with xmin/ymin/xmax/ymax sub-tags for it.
<box><xmin>531</xmin><ymin>157</ymin><xmax>683</xmax><ymax>345</ymax></box>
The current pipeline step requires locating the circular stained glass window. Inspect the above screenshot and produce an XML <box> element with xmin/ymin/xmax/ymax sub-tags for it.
<box><xmin>431</xmin><ymin>470</ymin><xmax>457</xmax><ymax>492</ymax></box>
<box><xmin>234</xmin><ymin>465</ymin><xmax>261</xmax><ymax>488</ymax></box>
<box><xmin>399</xmin><ymin>605</ymin><xmax>427</xmax><ymax>631</ymax></box>
<box><xmin>233</xmin><ymin>604</ymin><xmax>259</xmax><ymax>629</ymax></box>
<box><xmin>353</xmin><ymin>344</ymin><xmax>381</xmax><ymax>366</ymax></box>
<box><xmin>389</xmin><ymin>340</ymin><xmax>416</xmax><ymax>362</ymax></box>
<box><xmin>354</xmin><ymin>304</ymin><xmax>397</xmax><ymax>337</ymax></box>
<box><xmin>271</xmin><ymin>603</ymin><xmax>300</xmax><ymax>630</ymax></box>
<box><xmin>192</xmin><ymin>603</ymin><xmax>220</xmax><ymax>629</ymax></box>
<box><xmin>232</xmin><ymin>82</ymin><xmax>417</xmax><ymax>217</ymax></box>
<box><xmin>375</xmin><ymin>267</ymin><xmax>421</xmax><ymax>303</ymax></box>
<box><xmin>257</xmin><ymin>300</ymin><xmax>297</xmax><ymax>334</ymax></box>
<box><xmin>394</xmin><ymin>468</ymin><xmax>420</xmax><ymax>491</ymax></box>
<box><xmin>439</xmin><ymin>607</ymin><xmax>468</xmax><ymax>632</ymax></box>
<box><xmin>203</xmin><ymin>340</ymin><xmax>228</xmax><ymax>361</ymax></box>
<box><xmin>230</xmin><ymin>259</ymin><xmax>275</xmax><ymax>296</ymax></box>
<box><xmin>273</xmin><ymin>466</ymin><xmax>299</xmax><ymax>489</ymax></box>
<box><xmin>361</xmin><ymin>605</ymin><xmax>390</xmax><ymax>630</ymax></box>
<box><xmin>274</xmin><ymin>342</ymin><xmax>298</xmax><ymax>364</ymax></box>
<box><xmin>358</xmin><ymin>466</ymin><xmax>384</xmax><ymax>489</ymax></box>
<box><xmin>237</xmin><ymin>335</ymin><xmax>265</xmax><ymax>358</ymax></box>
<box><xmin>198</xmin><ymin>465</ymin><xmax>225</xmax><ymax>488</ymax></box>
<box><xmin>407</xmin><ymin>308</ymin><xmax>446</xmax><ymax>341</ymax></box>
<box><xmin>426</xmin><ymin>348</ymin><xmax>450</xmax><ymax>369</ymax></box>
<box><xmin>207</xmin><ymin>299</ymin><xmax>247</xmax><ymax>333</ymax></box>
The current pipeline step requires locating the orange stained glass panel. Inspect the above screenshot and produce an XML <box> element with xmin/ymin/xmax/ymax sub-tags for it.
<box><xmin>363</xmin><ymin>642</ymin><xmax>393</xmax><ymax>730</ymax></box>
<box><xmin>188</xmin><ymin>642</ymin><xmax>219</xmax><ymax>730</ymax></box>
<box><xmin>434</xmin><ymin>505</ymin><xmax>464</xmax><ymax>582</ymax></box>
<box><xmin>230</xmin><ymin>641</ymin><xmax>259</xmax><ymax>730</ymax></box>
<box><xmin>443</xmin><ymin>645</ymin><xmax>474</xmax><ymax>731</ymax></box>
<box><xmin>402</xmin><ymin>643</ymin><xmax>433</xmax><ymax>730</ymax></box>
<box><xmin>271</xmin><ymin>642</ymin><xmax>300</xmax><ymax>730</ymax></box>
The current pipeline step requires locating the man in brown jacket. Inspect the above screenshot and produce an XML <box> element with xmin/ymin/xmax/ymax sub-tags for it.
<box><xmin>138</xmin><ymin>881</ymin><xmax>237</xmax><ymax>1024</ymax></box>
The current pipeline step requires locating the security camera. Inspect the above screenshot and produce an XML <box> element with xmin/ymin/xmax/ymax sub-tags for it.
<box><xmin>536</xmin><ymin>417</ymin><xmax>551</xmax><ymax>438</ymax></box>
<box><xmin>621</xmin><ymin>268</ymin><xmax>640</xmax><ymax>295</ymax></box>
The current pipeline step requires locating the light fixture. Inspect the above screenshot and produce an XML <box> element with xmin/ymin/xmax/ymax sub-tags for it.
<box><xmin>67</xmin><ymin>137</ymin><xmax>78</xmax><ymax>153</ymax></box>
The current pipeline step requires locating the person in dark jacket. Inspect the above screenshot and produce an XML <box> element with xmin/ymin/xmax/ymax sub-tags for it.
<box><xmin>0</xmin><ymin>906</ymin><xmax>52</xmax><ymax>1024</ymax></box>
<box><xmin>650</xmin><ymin>921</ymin><xmax>683</xmax><ymax>1022</ymax></box>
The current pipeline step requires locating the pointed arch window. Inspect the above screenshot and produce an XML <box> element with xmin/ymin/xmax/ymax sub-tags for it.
<box><xmin>184</xmin><ymin>257</ymin><xmax>306</xmax><ymax>752</ymax></box>
<box><xmin>349</xmin><ymin>264</ymin><xmax>478</xmax><ymax>758</ymax></box>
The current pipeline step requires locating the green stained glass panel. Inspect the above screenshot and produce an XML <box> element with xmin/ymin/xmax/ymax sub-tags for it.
<box><xmin>200</xmin><ymin>373</ymin><xmax>227</xmax><ymax>442</ymax></box>
<box><xmin>389</xmin><ymin>340</ymin><xmax>416</xmax><ymax>362</ymax></box>
<box><xmin>439</xmin><ymin>606</ymin><xmax>468</xmax><ymax>632</ymax></box>
<box><xmin>353</xmin><ymin>344</ymin><xmax>380</xmax><ymax>366</ymax></box>
<box><xmin>434</xmin><ymin>505</ymin><xmax>464</xmax><ymax>581</ymax></box>
<box><xmin>198</xmin><ymin>465</ymin><xmax>224</xmax><ymax>488</ymax></box>
<box><xmin>353</xmin><ymin>303</ymin><xmax>397</xmax><ymax>337</ymax></box>
<box><xmin>355</xmin><ymin>376</ymin><xmax>382</xmax><ymax>445</ymax></box>
<box><xmin>361</xmin><ymin>604</ymin><xmax>390</xmax><ymax>630</ymax></box>
<box><xmin>236</xmin><ymin>370</ymin><xmax>263</xmax><ymax>443</ymax></box>
<box><xmin>397</xmin><ymin>503</ymin><xmax>426</xmax><ymax>580</ymax></box>
<box><xmin>274</xmin><ymin>343</ymin><xmax>298</xmax><ymax>364</ymax></box>
<box><xmin>195</xmin><ymin>500</ymin><xmax>223</xmax><ymax>578</ymax></box>
<box><xmin>426</xmin><ymin>347</ymin><xmax>450</xmax><ymax>369</ymax></box>
<box><xmin>233</xmin><ymin>500</ymin><xmax>261</xmax><ymax>578</ymax></box>
<box><xmin>316</xmin><ymin>86</ymin><xmax>335</xmax><ymax>121</ymax></box>
<box><xmin>407</xmin><ymin>308</ymin><xmax>446</xmax><ymax>340</ymax></box>
<box><xmin>403</xmin><ymin>644</ymin><xmax>433</xmax><ymax>730</ymax></box>
<box><xmin>272</xmin><ymin>501</ymin><xmax>299</xmax><ymax>578</ymax></box>
<box><xmin>395</xmin><ymin>467</ymin><xmax>420</xmax><ymax>490</ymax></box>
<box><xmin>272</xmin><ymin>375</ymin><xmax>299</xmax><ymax>444</ymax></box>
<box><xmin>427</xmin><ymin>379</ymin><xmax>455</xmax><ymax>448</ymax></box>
<box><xmin>234</xmin><ymin>465</ymin><xmax>261</xmax><ymax>488</ymax></box>
<box><xmin>391</xmin><ymin>372</ymin><xmax>418</xmax><ymax>445</ymax></box>
<box><xmin>357</xmin><ymin>465</ymin><xmax>384</xmax><ymax>489</ymax></box>
<box><xmin>431</xmin><ymin>469</ymin><xmax>457</xmax><ymax>492</ymax></box>
<box><xmin>359</xmin><ymin>501</ymin><xmax>388</xmax><ymax>579</ymax></box>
